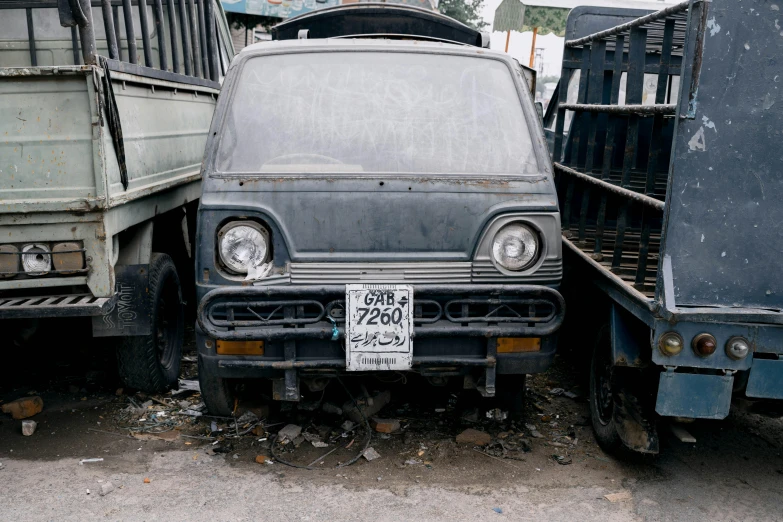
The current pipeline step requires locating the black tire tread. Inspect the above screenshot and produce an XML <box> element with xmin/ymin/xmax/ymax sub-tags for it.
<box><xmin>116</xmin><ymin>253</ymin><xmax>182</xmax><ymax>393</ymax></box>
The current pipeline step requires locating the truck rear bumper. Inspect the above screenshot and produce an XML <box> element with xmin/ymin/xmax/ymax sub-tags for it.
<box><xmin>0</xmin><ymin>293</ymin><xmax>115</xmax><ymax>319</ymax></box>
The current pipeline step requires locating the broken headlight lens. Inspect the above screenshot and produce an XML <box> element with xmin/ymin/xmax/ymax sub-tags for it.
<box><xmin>21</xmin><ymin>243</ymin><xmax>52</xmax><ymax>276</ymax></box>
<box><xmin>217</xmin><ymin>221</ymin><xmax>269</xmax><ymax>274</ymax></box>
<box><xmin>491</xmin><ymin>223</ymin><xmax>539</xmax><ymax>271</ymax></box>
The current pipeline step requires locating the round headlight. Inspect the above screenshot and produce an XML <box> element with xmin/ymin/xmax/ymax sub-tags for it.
<box><xmin>21</xmin><ymin>243</ymin><xmax>51</xmax><ymax>276</ymax></box>
<box><xmin>491</xmin><ymin>223</ymin><xmax>539</xmax><ymax>271</ymax></box>
<box><xmin>218</xmin><ymin>222</ymin><xmax>269</xmax><ymax>274</ymax></box>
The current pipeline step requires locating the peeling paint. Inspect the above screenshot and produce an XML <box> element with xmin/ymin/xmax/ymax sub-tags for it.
<box><xmin>701</xmin><ymin>115</ymin><xmax>717</xmax><ymax>132</ymax></box>
<box><xmin>707</xmin><ymin>17</ymin><xmax>721</xmax><ymax>36</ymax></box>
<box><xmin>688</xmin><ymin>127</ymin><xmax>707</xmax><ymax>152</ymax></box>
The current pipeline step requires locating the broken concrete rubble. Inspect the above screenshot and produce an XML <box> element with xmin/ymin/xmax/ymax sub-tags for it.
<box><xmin>456</xmin><ymin>429</ymin><xmax>491</xmax><ymax>446</ymax></box>
<box><xmin>371</xmin><ymin>418</ymin><xmax>400</xmax><ymax>434</ymax></box>
<box><xmin>1</xmin><ymin>396</ymin><xmax>43</xmax><ymax>420</ymax></box>
<box><xmin>277</xmin><ymin>424</ymin><xmax>302</xmax><ymax>443</ymax></box>
<box><xmin>21</xmin><ymin>420</ymin><xmax>37</xmax><ymax>436</ymax></box>
<box><xmin>342</xmin><ymin>390</ymin><xmax>391</xmax><ymax>424</ymax></box>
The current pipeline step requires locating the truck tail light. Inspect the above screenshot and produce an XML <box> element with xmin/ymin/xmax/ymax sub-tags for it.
<box><xmin>52</xmin><ymin>242</ymin><xmax>84</xmax><ymax>274</ymax></box>
<box><xmin>0</xmin><ymin>245</ymin><xmax>19</xmax><ymax>278</ymax></box>
<box><xmin>692</xmin><ymin>333</ymin><xmax>717</xmax><ymax>357</ymax></box>
<box><xmin>658</xmin><ymin>332</ymin><xmax>684</xmax><ymax>356</ymax></box>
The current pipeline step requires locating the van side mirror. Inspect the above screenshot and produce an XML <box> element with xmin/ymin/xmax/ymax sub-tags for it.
<box><xmin>535</xmin><ymin>102</ymin><xmax>544</xmax><ymax>124</ymax></box>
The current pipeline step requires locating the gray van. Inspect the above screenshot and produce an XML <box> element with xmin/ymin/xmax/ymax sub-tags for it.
<box><xmin>195</xmin><ymin>4</ymin><xmax>565</xmax><ymax>415</ymax></box>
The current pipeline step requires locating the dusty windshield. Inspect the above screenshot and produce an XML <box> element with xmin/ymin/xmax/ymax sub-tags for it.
<box><xmin>215</xmin><ymin>51</ymin><xmax>539</xmax><ymax>175</ymax></box>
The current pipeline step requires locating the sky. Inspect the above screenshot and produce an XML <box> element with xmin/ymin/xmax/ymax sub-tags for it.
<box><xmin>479</xmin><ymin>0</ymin><xmax>677</xmax><ymax>77</ymax></box>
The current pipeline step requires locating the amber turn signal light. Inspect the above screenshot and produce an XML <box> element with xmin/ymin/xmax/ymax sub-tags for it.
<box><xmin>216</xmin><ymin>340</ymin><xmax>264</xmax><ymax>355</ymax></box>
<box><xmin>497</xmin><ymin>338</ymin><xmax>541</xmax><ymax>353</ymax></box>
<box><xmin>692</xmin><ymin>333</ymin><xmax>717</xmax><ymax>357</ymax></box>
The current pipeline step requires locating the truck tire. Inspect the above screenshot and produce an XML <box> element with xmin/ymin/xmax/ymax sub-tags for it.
<box><xmin>589</xmin><ymin>325</ymin><xmax>623</xmax><ymax>452</ymax></box>
<box><xmin>198</xmin><ymin>356</ymin><xmax>236</xmax><ymax>416</ymax></box>
<box><xmin>116</xmin><ymin>253</ymin><xmax>183</xmax><ymax>393</ymax></box>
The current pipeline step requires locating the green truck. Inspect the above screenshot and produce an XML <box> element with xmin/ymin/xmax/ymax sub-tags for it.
<box><xmin>0</xmin><ymin>0</ymin><xmax>233</xmax><ymax>391</ymax></box>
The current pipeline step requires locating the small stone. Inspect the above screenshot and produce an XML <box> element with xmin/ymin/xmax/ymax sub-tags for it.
<box><xmin>140</xmin><ymin>400</ymin><xmax>153</xmax><ymax>409</ymax></box>
<box><xmin>277</xmin><ymin>424</ymin><xmax>302</xmax><ymax>443</ymax></box>
<box><xmin>604</xmin><ymin>491</ymin><xmax>632</xmax><ymax>503</ymax></box>
<box><xmin>549</xmin><ymin>388</ymin><xmax>565</xmax><ymax>396</ymax></box>
<box><xmin>255</xmin><ymin>455</ymin><xmax>268</xmax><ymax>464</ymax></box>
<box><xmin>362</xmin><ymin>447</ymin><xmax>381</xmax><ymax>461</ymax></box>
<box><xmin>143</xmin><ymin>478</ymin><xmax>151</xmax><ymax>484</ymax></box>
<box><xmin>340</xmin><ymin>420</ymin><xmax>355</xmax><ymax>431</ymax></box>
<box><xmin>371</xmin><ymin>418</ymin><xmax>400</xmax><ymax>434</ymax></box>
<box><xmin>530</xmin><ymin>430</ymin><xmax>544</xmax><ymax>439</ymax></box>
<box><xmin>21</xmin><ymin>420</ymin><xmax>37</xmax><ymax>436</ymax></box>
<box><xmin>455</xmin><ymin>428</ymin><xmax>491</xmax><ymax>446</ymax></box>
<box><xmin>1</xmin><ymin>396</ymin><xmax>43</xmax><ymax>420</ymax></box>
<box><xmin>99</xmin><ymin>482</ymin><xmax>115</xmax><ymax>496</ymax></box>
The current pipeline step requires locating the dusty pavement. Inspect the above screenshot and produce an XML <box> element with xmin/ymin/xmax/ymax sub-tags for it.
<box><xmin>1</xmin><ymin>326</ymin><xmax>782</xmax><ymax>521</ymax></box>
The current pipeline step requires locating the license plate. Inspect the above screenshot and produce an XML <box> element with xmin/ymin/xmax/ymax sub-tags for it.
<box><xmin>345</xmin><ymin>284</ymin><xmax>413</xmax><ymax>371</ymax></box>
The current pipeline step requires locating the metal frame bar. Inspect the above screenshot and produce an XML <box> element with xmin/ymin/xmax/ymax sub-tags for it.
<box><xmin>101</xmin><ymin>0</ymin><xmax>119</xmax><ymax>59</ymax></box>
<box><xmin>121</xmin><ymin>0</ymin><xmax>138</xmax><ymax>64</ymax></box>
<box><xmin>197</xmin><ymin>284</ymin><xmax>566</xmax><ymax>342</ymax></box>
<box><xmin>565</xmin><ymin>0</ymin><xmax>690</xmax><ymax>48</ymax></box>
<box><xmin>137</xmin><ymin>0</ymin><xmax>153</xmax><ymax>66</ymax></box>
<box><xmin>25</xmin><ymin>8</ymin><xmax>37</xmax><ymax>66</ymax></box>
<box><xmin>152</xmin><ymin>0</ymin><xmax>168</xmax><ymax>70</ymax></box>
<box><xmin>165</xmin><ymin>0</ymin><xmax>180</xmax><ymax>73</ymax></box>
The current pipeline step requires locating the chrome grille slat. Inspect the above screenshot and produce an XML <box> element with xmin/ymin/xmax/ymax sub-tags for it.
<box><xmin>287</xmin><ymin>260</ymin><xmax>562</xmax><ymax>285</ymax></box>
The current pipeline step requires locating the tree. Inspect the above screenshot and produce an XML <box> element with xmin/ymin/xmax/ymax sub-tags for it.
<box><xmin>438</xmin><ymin>0</ymin><xmax>488</xmax><ymax>30</ymax></box>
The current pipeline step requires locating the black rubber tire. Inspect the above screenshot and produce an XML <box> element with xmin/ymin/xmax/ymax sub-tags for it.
<box><xmin>589</xmin><ymin>324</ymin><xmax>624</xmax><ymax>452</ymax></box>
<box><xmin>116</xmin><ymin>253</ymin><xmax>183</xmax><ymax>393</ymax></box>
<box><xmin>499</xmin><ymin>374</ymin><xmax>527</xmax><ymax>417</ymax></box>
<box><xmin>198</xmin><ymin>355</ymin><xmax>236</xmax><ymax>416</ymax></box>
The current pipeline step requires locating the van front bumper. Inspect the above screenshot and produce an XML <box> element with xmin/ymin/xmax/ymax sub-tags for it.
<box><xmin>197</xmin><ymin>284</ymin><xmax>565</xmax><ymax>397</ymax></box>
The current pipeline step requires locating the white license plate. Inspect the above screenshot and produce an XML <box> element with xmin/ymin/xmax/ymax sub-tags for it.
<box><xmin>345</xmin><ymin>284</ymin><xmax>413</xmax><ymax>371</ymax></box>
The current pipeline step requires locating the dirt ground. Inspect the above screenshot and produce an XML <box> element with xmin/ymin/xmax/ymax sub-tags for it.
<box><xmin>1</xmin><ymin>323</ymin><xmax>782</xmax><ymax>521</ymax></box>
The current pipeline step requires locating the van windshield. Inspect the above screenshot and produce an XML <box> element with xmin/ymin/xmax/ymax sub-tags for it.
<box><xmin>215</xmin><ymin>51</ymin><xmax>539</xmax><ymax>175</ymax></box>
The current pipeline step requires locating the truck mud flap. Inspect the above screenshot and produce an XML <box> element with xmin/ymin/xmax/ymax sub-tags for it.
<box><xmin>746</xmin><ymin>358</ymin><xmax>783</xmax><ymax>400</ymax></box>
<box><xmin>92</xmin><ymin>264</ymin><xmax>150</xmax><ymax>337</ymax></box>
<box><xmin>656</xmin><ymin>371</ymin><xmax>733</xmax><ymax>420</ymax></box>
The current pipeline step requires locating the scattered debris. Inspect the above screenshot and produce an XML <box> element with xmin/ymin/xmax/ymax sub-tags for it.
<box><xmin>79</xmin><ymin>458</ymin><xmax>104</xmax><ymax>465</ymax></box>
<box><xmin>456</xmin><ymin>428</ymin><xmax>491</xmax><ymax>446</ymax></box>
<box><xmin>549</xmin><ymin>388</ymin><xmax>565</xmax><ymax>396</ymax></box>
<box><xmin>340</xmin><ymin>420</ymin><xmax>356</xmax><ymax>432</ymax></box>
<box><xmin>551</xmin><ymin>454</ymin><xmax>572</xmax><ymax>465</ymax></box>
<box><xmin>277</xmin><ymin>424</ymin><xmax>302</xmax><ymax>443</ymax></box>
<box><xmin>131</xmin><ymin>431</ymin><xmax>181</xmax><ymax>441</ymax></box>
<box><xmin>492</xmin><ymin>507</ymin><xmax>503</xmax><ymax>514</ymax></box>
<box><xmin>362</xmin><ymin>447</ymin><xmax>381</xmax><ymax>461</ymax></box>
<box><xmin>255</xmin><ymin>455</ymin><xmax>273</xmax><ymax>465</ymax></box>
<box><xmin>143</xmin><ymin>478</ymin><xmax>151</xmax><ymax>484</ymax></box>
<box><xmin>371</xmin><ymin>418</ymin><xmax>400</xmax><ymax>434</ymax></box>
<box><xmin>485</xmin><ymin>408</ymin><xmax>507</xmax><ymax>422</ymax></box>
<box><xmin>604</xmin><ymin>491</ymin><xmax>632</xmax><ymax>503</ymax></box>
<box><xmin>343</xmin><ymin>390</ymin><xmax>391</xmax><ymax>424</ymax></box>
<box><xmin>670</xmin><ymin>424</ymin><xmax>697</xmax><ymax>443</ymax></box>
<box><xmin>21</xmin><ymin>420</ymin><xmax>37</xmax><ymax>436</ymax></box>
<box><xmin>99</xmin><ymin>482</ymin><xmax>115</xmax><ymax>496</ymax></box>
<box><xmin>404</xmin><ymin>458</ymin><xmax>421</xmax><ymax>465</ymax></box>
<box><xmin>312</xmin><ymin>441</ymin><xmax>329</xmax><ymax>448</ymax></box>
<box><xmin>322</xmin><ymin>403</ymin><xmax>343</xmax><ymax>415</ymax></box>
<box><xmin>1</xmin><ymin>396</ymin><xmax>43</xmax><ymax>420</ymax></box>
<box><xmin>172</xmin><ymin>379</ymin><xmax>200</xmax><ymax>395</ymax></box>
